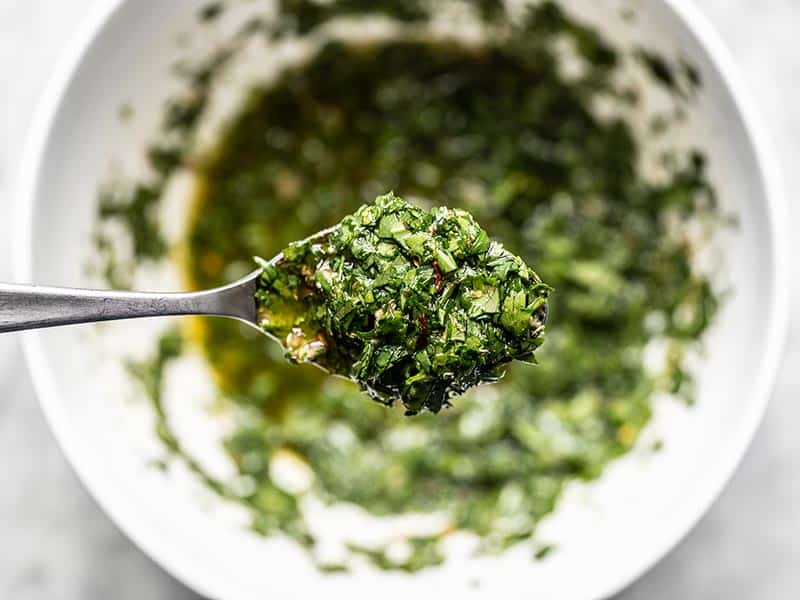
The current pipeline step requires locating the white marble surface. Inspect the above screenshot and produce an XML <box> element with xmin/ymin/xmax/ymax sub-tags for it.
<box><xmin>1</xmin><ymin>1</ymin><xmax>799</xmax><ymax>598</ymax></box>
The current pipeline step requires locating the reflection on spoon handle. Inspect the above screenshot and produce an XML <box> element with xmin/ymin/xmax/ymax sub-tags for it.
<box><xmin>0</xmin><ymin>272</ymin><xmax>259</xmax><ymax>334</ymax></box>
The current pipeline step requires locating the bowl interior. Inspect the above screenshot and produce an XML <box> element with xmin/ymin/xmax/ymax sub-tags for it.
<box><xmin>18</xmin><ymin>1</ymin><xmax>785</xmax><ymax>598</ymax></box>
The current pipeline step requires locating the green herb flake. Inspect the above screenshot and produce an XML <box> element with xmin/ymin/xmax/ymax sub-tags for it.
<box><xmin>199</xmin><ymin>2</ymin><xmax>225</xmax><ymax>22</ymax></box>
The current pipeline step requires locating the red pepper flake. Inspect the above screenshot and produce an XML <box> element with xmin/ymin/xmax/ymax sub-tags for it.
<box><xmin>433</xmin><ymin>260</ymin><xmax>444</xmax><ymax>293</ymax></box>
<box><xmin>417</xmin><ymin>312</ymin><xmax>429</xmax><ymax>349</ymax></box>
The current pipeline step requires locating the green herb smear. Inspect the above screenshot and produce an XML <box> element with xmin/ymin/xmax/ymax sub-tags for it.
<box><xmin>255</xmin><ymin>192</ymin><xmax>551</xmax><ymax>415</ymax></box>
<box><xmin>102</xmin><ymin>1</ymin><xmax>721</xmax><ymax>573</ymax></box>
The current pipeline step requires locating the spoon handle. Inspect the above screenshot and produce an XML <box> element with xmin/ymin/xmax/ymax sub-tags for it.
<box><xmin>0</xmin><ymin>275</ymin><xmax>258</xmax><ymax>334</ymax></box>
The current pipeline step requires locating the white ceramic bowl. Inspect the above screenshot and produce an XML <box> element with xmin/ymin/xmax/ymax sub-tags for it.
<box><xmin>15</xmin><ymin>1</ymin><xmax>789</xmax><ymax>598</ymax></box>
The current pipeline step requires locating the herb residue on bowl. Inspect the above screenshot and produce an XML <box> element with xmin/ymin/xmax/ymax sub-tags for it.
<box><xmin>100</xmin><ymin>0</ymin><xmax>722</xmax><ymax>573</ymax></box>
<box><xmin>256</xmin><ymin>192</ymin><xmax>551</xmax><ymax>415</ymax></box>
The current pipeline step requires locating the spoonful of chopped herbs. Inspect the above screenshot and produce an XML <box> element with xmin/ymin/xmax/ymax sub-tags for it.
<box><xmin>254</xmin><ymin>192</ymin><xmax>551</xmax><ymax>414</ymax></box>
<box><xmin>0</xmin><ymin>192</ymin><xmax>550</xmax><ymax>414</ymax></box>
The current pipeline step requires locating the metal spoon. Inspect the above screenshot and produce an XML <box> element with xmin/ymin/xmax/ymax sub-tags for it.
<box><xmin>0</xmin><ymin>269</ymin><xmax>264</xmax><ymax>334</ymax></box>
<box><xmin>0</xmin><ymin>228</ymin><xmax>341</xmax><ymax>335</ymax></box>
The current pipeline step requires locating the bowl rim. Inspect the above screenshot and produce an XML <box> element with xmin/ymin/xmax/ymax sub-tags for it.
<box><xmin>14</xmin><ymin>1</ymin><xmax>790</xmax><ymax>598</ymax></box>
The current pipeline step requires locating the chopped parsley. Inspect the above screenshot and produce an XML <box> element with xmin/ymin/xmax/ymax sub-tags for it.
<box><xmin>255</xmin><ymin>193</ymin><xmax>551</xmax><ymax>415</ymax></box>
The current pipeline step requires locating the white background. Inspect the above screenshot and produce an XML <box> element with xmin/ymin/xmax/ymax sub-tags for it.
<box><xmin>1</xmin><ymin>1</ymin><xmax>799</xmax><ymax>598</ymax></box>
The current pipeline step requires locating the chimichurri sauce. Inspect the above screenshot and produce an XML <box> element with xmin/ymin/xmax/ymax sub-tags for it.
<box><xmin>255</xmin><ymin>192</ymin><xmax>551</xmax><ymax>415</ymax></box>
<box><xmin>105</xmin><ymin>1</ymin><xmax>721</xmax><ymax>572</ymax></box>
